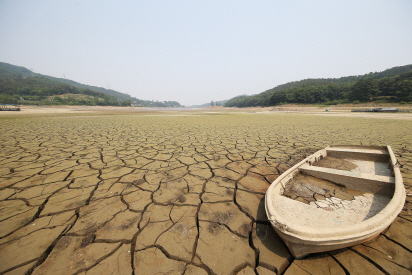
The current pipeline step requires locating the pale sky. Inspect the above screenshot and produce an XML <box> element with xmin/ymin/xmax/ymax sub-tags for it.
<box><xmin>1</xmin><ymin>1</ymin><xmax>411</xmax><ymax>106</ymax></box>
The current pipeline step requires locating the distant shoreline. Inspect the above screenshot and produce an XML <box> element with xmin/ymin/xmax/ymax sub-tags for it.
<box><xmin>1</xmin><ymin>105</ymin><xmax>411</xmax><ymax>121</ymax></box>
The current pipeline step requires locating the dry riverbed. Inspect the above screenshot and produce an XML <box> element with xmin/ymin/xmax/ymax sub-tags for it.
<box><xmin>0</xmin><ymin>107</ymin><xmax>411</xmax><ymax>274</ymax></box>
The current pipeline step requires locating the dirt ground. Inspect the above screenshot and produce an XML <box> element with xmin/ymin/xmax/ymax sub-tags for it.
<box><xmin>0</xmin><ymin>106</ymin><xmax>411</xmax><ymax>274</ymax></box>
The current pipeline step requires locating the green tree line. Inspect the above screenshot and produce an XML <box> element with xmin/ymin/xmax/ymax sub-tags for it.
<box><xmin>225</xmin><ymin>65</ymin><xmax>412</xmax><ymax>107</ymax></box>
<box><xmin>270</xmin><ymin>72</ymin><xmax>411</xmax><ymax>105</ymax></box>
<box><xmin>0</xmin><ymin>76</ymin><xmax>127</xmax><ymax>106</ymax></box>
<box><xmin>0</xmin><ymin>62</ymin><xmax>183</xmax><ymax>107</ymax></box>
<box><xmin>0</xmin><ymin>61</ymin><xmax>133</xmax><ymax>101</ymax></box>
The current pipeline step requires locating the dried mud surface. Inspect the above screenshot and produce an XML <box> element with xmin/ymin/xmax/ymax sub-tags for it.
<box><xmin>282</xmin><ymin>173</ymin><xmax>364</xmax><ymax>204</ymax></box>
<box><xmin>0</xmin><ymin>108</ymin><xmax>411</xmax><ymax>275</ymax></box>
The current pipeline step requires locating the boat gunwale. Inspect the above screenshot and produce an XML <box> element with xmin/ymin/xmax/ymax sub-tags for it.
<box><xmin>265</xmin><ymin>145</ymin><xmax>406</xmax><ymax>242</ymax></box>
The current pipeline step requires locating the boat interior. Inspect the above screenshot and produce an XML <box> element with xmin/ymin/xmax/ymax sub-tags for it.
<box><xmin>276</xmin><ymin>145</ymin><xmax>396</xmax><ymax>227</ymax></box>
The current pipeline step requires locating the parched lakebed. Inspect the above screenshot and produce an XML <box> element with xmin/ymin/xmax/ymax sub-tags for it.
<box><xmin>0</xmin><ymin>108</ymin><xmax>411</xmax><ymax>275</ymax></box>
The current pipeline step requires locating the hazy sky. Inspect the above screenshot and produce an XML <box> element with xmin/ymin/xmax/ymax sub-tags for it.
<box><xmin>1</xmin><ymin>1</ymin><xmax>411</xmax><ymax>106</ymax></box>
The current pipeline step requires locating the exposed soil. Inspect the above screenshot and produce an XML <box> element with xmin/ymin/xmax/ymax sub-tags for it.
<box><xmin>0</xmin><ymin>106</ymin><xmax>411</xmax><ymax>274</ymax></box>
<box><xmin>283</xmin><ymin>173</ymin><xmax>364</xmax><ymax>204</ymax></box>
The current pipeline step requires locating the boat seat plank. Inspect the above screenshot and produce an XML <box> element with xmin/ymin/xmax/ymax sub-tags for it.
<box><xmin>299</xmin><ymin>164</ymin><xmax>395</xmax><ymax>195</ymax></box>
<box><xmin>330</xmin><ymin>145</ymin><xmax>387</xmax><ymax>150</ymax></box>
<box><xmin>326</xmin><ymin>148</ymin><xmax>389</xmax><ymax>162</ymax></box>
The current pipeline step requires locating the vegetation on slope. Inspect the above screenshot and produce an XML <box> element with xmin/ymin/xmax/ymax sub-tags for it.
<box><xmin>224</xmin><ymin>65</ymin><xmax>412</xmax><ymax>107</ymax></box>
<box><xmin>0</xmin><ymin>75</ymin><xmax>124</xmax><ymax>106</ymax></box>
<box><xmin>0</xmin><ymin>62</ymin><xmax>182</xmax><ymax>107</ymax></box>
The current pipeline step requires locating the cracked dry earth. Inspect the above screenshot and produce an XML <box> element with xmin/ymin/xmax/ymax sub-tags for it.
<box><xmin>0</xmin><ymin>110</ymin><xmax>412</xmax><ymax>275</ymax></box>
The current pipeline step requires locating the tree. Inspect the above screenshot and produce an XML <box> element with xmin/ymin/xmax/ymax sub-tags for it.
<box><xmin>53</xmin><ymin>96</ymin><xmax>62</xmax><ymax>103</ymax></box>
<box><xmin>210</xmin><ymin>101</ymin><xmax>214</xmax><ymax>106</ymax></box>
<box><xmin>121</xmin><ymin>99</ymin><xmax>131</xmax><ymax>106</ymax></box>
<box><xmin>379</xmin><ymin>77</ymin><xmax>395</xmax><ymax>96</ymax></box>
<box><xmin>396</xmin><ymin>79</ymin><xmax>412</xmax><ymax>102</ymax></box>
<box><xmin>349</xmin><ymin>78</ymin><xmax>380</xmax><ymax>102</ymax></box>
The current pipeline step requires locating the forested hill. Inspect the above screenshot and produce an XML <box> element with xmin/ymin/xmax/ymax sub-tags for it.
<box><xmin>224</xmin><ymin>64</ymin><xmax>412</xmax><ymax>107</ymax></box>
<box><xmin>0</xmin><ymin>62</ymin><xmax>182</xmax><ymax>107</ymax></box>
<box><xmin>0</xmin><ymin>62</ymin><xmax>129</xmax><ymax>100</ymax></box>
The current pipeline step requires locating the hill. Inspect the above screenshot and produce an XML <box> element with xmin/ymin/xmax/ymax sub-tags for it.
<box><xmin>224</xmin><ymin>64</ymin><xmax>412</xmax><ymax>107</ymax></box>
<box><xmin>0</xmin><ymin>62</ymin><xmax>34</xmax><ymax>79</ymax></box>
<box><xmin>0</xmin><ymin>62</ymin><xmax>182</xmax><ymax>107</ymax></box>
<box><xmin>189</xmin><ymin>98</ymin><xmax>235</xmax><ymax>108</ymax></box>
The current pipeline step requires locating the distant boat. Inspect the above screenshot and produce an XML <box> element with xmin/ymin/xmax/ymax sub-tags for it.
<box><xmin>265</xmin><ymin>145</ymin><xmax>405</xmax><ymax>259</ymax></box>
<box><xmin>0</xmin><ymin>104</ymin><xmax>20</xmax><ymax>111</ymax></box>
<box><xmin>372</xmin><ymin>107</ymin><xmax>398</xmax><ymax>112</ymax></box>
<box><xmin>351</xmin><ymin>107</ymin><xmax>398</xmax><ymax>112</ymax></box>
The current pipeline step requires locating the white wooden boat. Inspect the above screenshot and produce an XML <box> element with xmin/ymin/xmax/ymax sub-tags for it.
<box><xmin>265</xmin><ymin>145</ymin><xmax>406</xmax><ymax>259</ymax></box>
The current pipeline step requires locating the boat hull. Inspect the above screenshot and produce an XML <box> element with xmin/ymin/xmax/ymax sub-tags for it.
<box><xmin>265</xmin><ymin>145</ymin><xmax>406</xmax><ymax>259</ymax></box>
<box><xmin>274</xmin><ymin>226</ymin><xmax>385</xmax><ymax>259</ymax></box>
